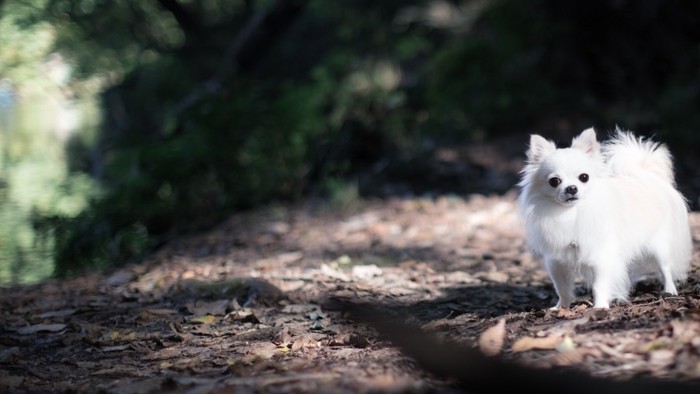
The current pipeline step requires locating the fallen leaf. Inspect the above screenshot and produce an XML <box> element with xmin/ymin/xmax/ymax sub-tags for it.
<box><xmin>102</xmin><ymin>344</ymin><xmax>131</xmax><ymax>352</ymax></box>
<box><xmin>16</xmin><ymin>323</ymin><xmax>67</xmax><ymax>335</ymax></box>
<box><xmin>511</xmin><ymin>335</ymin><xmax>564</xmax><ymax>352</ymax></box>
<box><xmin>226</xmin><ymin>308</ymin><xmax>260</xmax><ymax>323</ymax></box>
<box><xmin>555</xmin><ymin>336</ymin><xmax>577</xmax><ymax>353</ymax></box>
<box><xmin>326</xmin><ymin>334</ymin><xmax>351</xmax><ymax>347</ymax></box>
<box><xmin>482</xmin><ymin>271</ymin><xmax>509</xmax><ymax>283</ymax></box>
<box><xmin>272</xmin><ymin>328</ymin><xmax>293</xmax><ymax>346</ymax></box>
<box><xmin>191</xmin><ymin>314</ymin><xmax>217</xmax><ymax>325</ymax></box>
<box><xmin>554</xmin><ymin>308</ymin><xmax>577</xmax><ymax>319</ymax></box>
<box><xmin>291</xmin><ymin>338</ymin><xmax>315</xmax><ymax>350</ymax></box>
<box><xmin>349</xmin><ymin>334</ymin><xmax>371</xmax><ymax>348</ymax></box>
<box><xmin>159</xmin><ymin>361</ymin><xmax>174</xmax><ymax>369</ymax></box>
<box><xmin>649</xmin><ymin>349</ymin><xmax>676</xmax><ymax>368</ymax></box>
<box><xmin>478</xmin><ymin>318</ymin><xmax>506</xmax><ymax>356</ymax></box>
<box><xmin>240</xmin><ymin>343</ymin><xmax>277</xmax><ymax>365</ymax></box>
<box><xmin>37</xmin><ymin>309</ymin><xmax>78</xmax><ymax>318</ymax></box>
<box><xmin>291</xmin><ymin>334</ymin><xmax>319</xmax><ymax>351</ymax></box>
<box><xmin>107</xmin><ymin>330</ymin><xmax>138</xmax><ymax>343</ymax></box>
<box><xmin>642</xmin><ymin>338</ymin><xmax>672</xmax><ymax>352</ymax></box>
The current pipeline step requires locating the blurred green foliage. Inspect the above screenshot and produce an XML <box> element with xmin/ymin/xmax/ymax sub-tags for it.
<box><xmin>0</xmin><ymin>95</ymin><xmax>100</xmax><ymax>283</ymax></box>
<box><xmin>3</xmin><ymin>0</ymin><xmax>700</xmax><ymax>277</ymax></box>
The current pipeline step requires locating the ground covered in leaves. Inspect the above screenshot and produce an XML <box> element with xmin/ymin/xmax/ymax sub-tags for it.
<box><xmin>2</xmin><ymin>190</ymin><xmax>700</xmax><ymax>393</ymax></box>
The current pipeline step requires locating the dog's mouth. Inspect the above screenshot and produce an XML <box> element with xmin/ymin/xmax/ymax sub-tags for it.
<box><xmin>564</xmin><ymin>196</ymin><xmax>578</xmax><ymax>202</ymax></box>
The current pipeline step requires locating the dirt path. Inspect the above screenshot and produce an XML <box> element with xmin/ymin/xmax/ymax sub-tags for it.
<box><xmin>2</xmin><ymin>192</ymin><xmax>700</xmax><ymax>393</ymax></box>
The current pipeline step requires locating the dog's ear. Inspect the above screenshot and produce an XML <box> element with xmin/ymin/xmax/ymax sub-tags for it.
<box><xmin>571</xmin><ymin>127</ymin><xmax>600</xmax><ymax>156</ymax></box>
<box><xmin>526</xmin><ymin>134</ymin><xmax>556</xmax><ymax>163</ymax></box>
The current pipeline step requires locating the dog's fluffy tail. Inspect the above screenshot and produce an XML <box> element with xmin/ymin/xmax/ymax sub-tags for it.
<box><xmin>602</xmin><ymin>127</ymin><xmax>675</xmax><ymax>184</ymax></box>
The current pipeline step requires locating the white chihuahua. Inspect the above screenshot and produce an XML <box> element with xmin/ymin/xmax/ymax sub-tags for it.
<box><xmin>518</xmin><ymin>128</ymin><xmax>692</xmax><ymax>308</ymax></box>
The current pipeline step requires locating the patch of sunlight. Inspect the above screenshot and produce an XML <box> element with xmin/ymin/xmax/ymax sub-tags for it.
<box><xmin>0</xmin><ymin>94</ymin><xmax>99</xmax><ymax>285</ymax></box>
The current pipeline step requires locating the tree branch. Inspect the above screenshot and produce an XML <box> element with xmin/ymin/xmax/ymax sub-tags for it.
<box><xmin>165</xmin><ymin>0</ymin><xmax>307</xmax><ymax>124</ymax></box>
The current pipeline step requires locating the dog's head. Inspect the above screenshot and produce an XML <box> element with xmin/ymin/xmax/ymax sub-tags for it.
<box><xmin>520</xmin><ymin>128</ymin><xmax>603</xmax><ymax>207</ymax></box>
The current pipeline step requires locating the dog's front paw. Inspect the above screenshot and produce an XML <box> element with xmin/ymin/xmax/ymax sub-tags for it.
<box><xmin>593</xmin><ymin>300</ymin><xmax>610</xmax><ymax>309</ymax></box>
<box><xmin>553</xmin><ymin>295</ymin><xmax>575</xmax><ymax>309</ymax></box>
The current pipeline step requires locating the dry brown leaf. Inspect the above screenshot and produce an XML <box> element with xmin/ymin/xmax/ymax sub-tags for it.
<box><xmin>511</xmin><ymin>335</ymin><xmax>564</xmax><ymax>352</ymax></box>
<box><xmin>478</xmin><ymin>318</ymin><xmax>506</xmax><ymax>356</ymax></box>
<box><xmin>291</xmin><ymin>334</ymin><xmax>319</xmax><ymax>351</ymax></box>
<box><xmin>481</xmin><ymin>271</ymin><xmax>509</xmax><ymax>283</ymax></box>
<box><xmin>326</xmin><ymin>333</ymin><xmax>351</xmax><ymax>347</ymax></box>
<box><xmin>240</xmin><ymin>343</ymin><xmax>278</xmax><ymax>365</ymax></box>
<box><xmin>226</xmin><ymin>308</ymin><xmax>260</xmax><ymax>323</ymax></box>
<box><xmin>554</xmin><ymin>308</ymin><xmax>577</xmax><ymax>319</ymax></box>
<box><xmin>272</xmin><ymin>328</ymin><xmax>293</xmax><ymax>346</ymax></box>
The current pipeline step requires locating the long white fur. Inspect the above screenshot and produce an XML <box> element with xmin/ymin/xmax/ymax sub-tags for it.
<box><xmin>603</xmin><ymin>127</ymin><xmax>675</xmax><ymax>184</ymax></box>
<box><xmin>518</xmin><ymin>127</ymin><xmax>692</xmax><ymax>308</ymax></box>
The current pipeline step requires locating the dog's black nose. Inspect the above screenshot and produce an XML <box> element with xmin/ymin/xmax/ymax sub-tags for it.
<box><xmin>565</xmin><ymin>185</ymin><xmax>578</xmax><ymax>195</ymax></box>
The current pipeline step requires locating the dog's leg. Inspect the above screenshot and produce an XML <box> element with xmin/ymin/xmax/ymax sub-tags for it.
<box><xmin>652</xmin><ymin>242</ymin><xmax>681</xmax><ymax>295</ymax></box>
<box><xmin>591</xmin><ymin>253</ymin><xmax>629</xmax><ymax>308</ymax></box>
<box><xmin>545</xmin><ymin>258</ymin><xmax>576</xmax><ymax>308</ymax></box>
<box><xmin>657</xmin><ymin>256</ymin><xmax>679</xmax><ymax>295</ymax></box>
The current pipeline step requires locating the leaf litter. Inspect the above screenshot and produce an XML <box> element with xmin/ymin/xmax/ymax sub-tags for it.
<box><xmin>1</xmin><ymin>192</ymin><xmax>700</xmax><ymax>393</ymax></box>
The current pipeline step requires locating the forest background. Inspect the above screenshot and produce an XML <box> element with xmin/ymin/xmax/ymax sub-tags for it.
<box><xmin>2</xmin><ymin>0</ymin><xmax>700</xmax><ymax>283</ymax></box>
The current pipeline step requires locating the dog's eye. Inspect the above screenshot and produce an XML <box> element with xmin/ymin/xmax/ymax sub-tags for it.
<box><xmin>548</xmin><ymin>177</ymin><xmax>561</xmax><ymax>187</ymax></box>
<box><xmin>579</xmin><ymin>173</ymin><xmax>589</xmax><ymax>183</ymax></box>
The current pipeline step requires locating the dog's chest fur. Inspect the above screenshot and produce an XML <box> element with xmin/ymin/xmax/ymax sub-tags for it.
<box><xmin>531</xmin><ymin>204</ymin><xmax>586</xmax><ymax>262</ymax></box>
